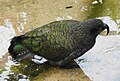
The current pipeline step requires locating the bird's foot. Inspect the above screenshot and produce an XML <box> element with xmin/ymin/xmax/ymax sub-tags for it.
<box><xmin>61</xmin><ymin>60</ymin><xmax>80</xmax><ymax>69</ymax></box>
<box><xmin>49</xmin><ymin>60</ymin><xmax>80</xmax><ymax>69</ymax></box>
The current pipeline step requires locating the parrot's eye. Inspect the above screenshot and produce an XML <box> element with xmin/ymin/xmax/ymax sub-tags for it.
<box><xmin>90</xmin><ymin>28</ymin><xmax>99</xmax><ymax>35</ymax></box>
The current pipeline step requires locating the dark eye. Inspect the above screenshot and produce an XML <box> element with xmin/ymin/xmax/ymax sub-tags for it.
<box><xmin>90</xmin><ymin>28</ymin><xmax>99</xmax><ymax>35</ymax></box>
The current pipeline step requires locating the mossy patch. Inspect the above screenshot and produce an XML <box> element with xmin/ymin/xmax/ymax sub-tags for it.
<box><xmin>10</xmin><ymin>60</ymin><xmax>52</xmax><ymax>80</ymax></box>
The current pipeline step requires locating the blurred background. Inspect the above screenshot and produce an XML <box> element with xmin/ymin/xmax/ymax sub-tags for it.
<box><xmin>0</xmin><ymin>0</ymin><xmax>120</xmax><ymax>81</ymax></box>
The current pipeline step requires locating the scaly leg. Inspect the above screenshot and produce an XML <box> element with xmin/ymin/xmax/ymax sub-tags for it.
<box><xmin>49</xmin><ymin>49</ymin><xmax>87</xmax><ymax>67</ymax></box>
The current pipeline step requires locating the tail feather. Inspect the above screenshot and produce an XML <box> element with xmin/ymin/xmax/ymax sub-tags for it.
<box><xmin>8</xmin><ymin>36</ymin><xmax>25</xmax><ymax>58</ymax></box>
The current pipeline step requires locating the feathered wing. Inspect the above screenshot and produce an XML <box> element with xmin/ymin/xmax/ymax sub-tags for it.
<box><xmin>17</xmin><ymin>20</ymin><xmax>81</xmax><ymax>61</ymax></box>
<box><xmin>19</xmin><ymin>25</ymin><xmax>51</xmax><ymax>52</ymax></box>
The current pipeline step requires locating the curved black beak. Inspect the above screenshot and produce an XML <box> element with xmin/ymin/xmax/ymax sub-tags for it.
<box><xmin>103</xmin><ymin>24</ymin><xmax>110</xmax><ymax>35</ymax></box>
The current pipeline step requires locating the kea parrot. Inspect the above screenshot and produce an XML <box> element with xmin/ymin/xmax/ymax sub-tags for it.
<box><xmin>8</xmin><ymin>19</ymin><xmax>109</xmax><ymax>68</ymax></box>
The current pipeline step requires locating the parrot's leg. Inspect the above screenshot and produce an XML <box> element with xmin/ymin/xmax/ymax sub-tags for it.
<box><xmin>49</xmin><ymin>49</ymin><xmax>87</xmax><ymax>68</ymax></box>
<box><xmin>49</xmin><ymin>60</ymin><xmax>79</xmax><ymax>68</ymax></box>
<box><xmin>63</xmin><ymin>60</ymin><xmax>80</xmax><ymax>68</ymax></box>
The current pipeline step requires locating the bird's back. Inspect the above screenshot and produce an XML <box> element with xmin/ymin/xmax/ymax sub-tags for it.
<box><xmin>18</xmin><ymin>20</ymin><xmax>82</xmax><ymax>61</ymax></box>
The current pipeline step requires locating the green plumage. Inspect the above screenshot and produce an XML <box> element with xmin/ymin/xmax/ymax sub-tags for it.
<box><xmin>8</xmin><ymin>19</ymin><xmax>109</xmax><ymax>67</ymax></box>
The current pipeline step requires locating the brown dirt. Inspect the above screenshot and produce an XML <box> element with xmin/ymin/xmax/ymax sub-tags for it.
<box><xmin>33</xmin><ymin>68</ymin><xmax>91</xmax><ymax>81</ymax></box>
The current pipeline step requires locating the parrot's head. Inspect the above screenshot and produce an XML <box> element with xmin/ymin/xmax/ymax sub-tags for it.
<box><xmin>81</xmin><ymin>19</ymin><xmax>110</xmax><ymax>37</ymax></box>
<box><xmin>8</xmin><ymin>37</ymin><xmax>33</xmax><ymax>61</ymax></box>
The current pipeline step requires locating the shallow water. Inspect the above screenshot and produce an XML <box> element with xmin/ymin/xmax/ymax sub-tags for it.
<box><xmin>0</xmin><ymin>0</ymin><xmax>120</xmax><ymax>81</ymax></box>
